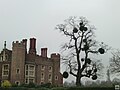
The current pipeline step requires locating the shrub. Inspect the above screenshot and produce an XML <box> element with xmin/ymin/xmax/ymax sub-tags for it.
<box><xmin>1</xmin><ymin>80</ymin><xmax>12</xmax><ymax>88</ymax></box>
<box><xmin>12</xmin><ymin>84</ymin><xmax>19</xmax><ymax>87</ymax></box>
<box><xmin>27</xmin><ymin>82</ymin><xmax>35</xmax><ymax>88</ymax></box>
<box><xmin>40</xmin><ymin>83</ymin><xmax>51</xmax><ymax>88</ymax></box>
<box><xmin>67</xmin><ymin>87</ymin><xmax>114</xmax><ymax>90</ymax></box>
<box><xmin>19</xmin><ymin>83</ymin><xmax>28</xmax><ymax>87</ymax></box>
<box><xmin>51</xmin><ymin>87</ymin><xmax>67</xmax><ymax>90</ymax></box>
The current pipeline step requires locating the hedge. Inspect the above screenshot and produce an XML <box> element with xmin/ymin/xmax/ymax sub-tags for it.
<box><xmin>0</xmin><ymin>87</ymin><xmax>115</xmax><ymax>90</ymax></box>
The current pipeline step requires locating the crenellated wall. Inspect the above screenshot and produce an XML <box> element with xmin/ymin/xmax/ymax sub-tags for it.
<box><xmin>11</xmin><ymin>40</ymin><xmax>26</xmax><ymax>84</ymax></box>
<box><xmin>51</xmin><ymin>53</ymin><xmax>63</xmax><ymax>86</ymax></box>
<box><xmin>0</xmin><ymin>38</ymin><xmax>63</xmax><ymax>86</ymax></box>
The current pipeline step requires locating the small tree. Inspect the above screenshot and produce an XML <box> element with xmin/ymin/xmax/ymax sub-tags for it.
<box><xmin>56</xmin><ymin>16</ymin><xmax>107</xmax><ymax>86</ymax></box>
<box><xmin>1</xmin><ymin>80</ymin><xmax>12</xmax><ymax>88</ymax></box>
<box><xmin>109</xmin><ymin>50</ymin><xmax>120</xmax><ymax>75</ymax></box>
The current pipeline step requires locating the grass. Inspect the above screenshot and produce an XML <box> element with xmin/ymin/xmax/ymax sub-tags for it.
<box><xmin>0</xmin><ymin>86</ymin><xmax>115</xmax><ymax>90</ymax></box>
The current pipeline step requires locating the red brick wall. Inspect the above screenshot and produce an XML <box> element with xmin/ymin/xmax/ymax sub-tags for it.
<box><xmin>10</xmin><ymin>41</ymin><xmax>26</xmax><ymax>84</ymax></box>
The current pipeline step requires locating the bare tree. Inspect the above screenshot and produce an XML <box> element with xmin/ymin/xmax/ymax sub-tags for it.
<box><xmin>56</xmin><ymin>16</ymin><xmax>106</xmax><ymax>86</ymax></box>
<box><xmin>109</xmin><ymin>50</ymin><xmax>120</xmax><ymax>75</ymax></box>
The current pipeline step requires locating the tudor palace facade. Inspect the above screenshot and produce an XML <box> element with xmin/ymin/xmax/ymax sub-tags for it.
<box><xmin>0</xmin><ymin>38</ymin><xmax>63</xmax><ymax>86</ymax></box>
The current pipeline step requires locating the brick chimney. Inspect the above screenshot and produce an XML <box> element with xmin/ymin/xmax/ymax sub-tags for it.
<box><xmin>29</xmin><ymin>38</ymin><xmax>36</xmax><ymax>54</ymax></box>
<box><xmin>41</xmin><ymin>48</ymin><xmax>47</xmax><ymax>57</ymax></box>
<box><xmin>22</xmin><ymin>39</ymin><xmax>27</xmax><ymax>49</ymax></box>
<box><xmin>22</xmin><ymin>39</ymin><xmax>27</xmax><ymax>53</ymax></box>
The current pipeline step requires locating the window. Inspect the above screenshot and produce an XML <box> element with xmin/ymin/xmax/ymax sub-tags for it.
<box><xmin>25</xmin><ymin>78</ymin><xmax>28</xmax><ymax>84</ymax></box>
<box><xmin>26</xmin><ymin>71</ymin><xmax>28</xmax><ymax>76</ymax></box>
<box><xmin>29</xmin><ymin>78</ymin><xmax>34</xmax><ymax>83</ymax></box>
<box><xmin>25</xmin><ymin>64</ymin><xmax>35</xmax><ymax>84</ymax></box>
<box><xmin>26</xmin><ymin>65</ymin><xmax>28</xmax><ymax>70</ymax></box>
<box><xmin>3</xmin><ymin>71</ymin><xmax>8</xmax><ymax>75</ymax></box>
<box><xmin>16</xmin><ymin>69</ymin><xmax>20</xmax><ymax>74</ymax></box>
<box><xmin>48</xmin><ymin>66</ymin><xmax>52</xmax><ymax>72</ymax></box>
<box><xmin>41</xmin><ymin>73</ymin><xmax>44</xmax><ymax>80</ymax></box>
<box><xmin>55</xmin><ymin>76</ymin><xmax>58</xmax><ymax>80</ymax></box>
<box><xmin>41</xmin><ymin>65</ymin><xmax>45</xmax><ymax>70</ymax></box>
<box><xmin>15</xmin><ymin>81</ymin><xmax>20</xmax><ymax>85</ymax></box>
<box><xmin>29</xmin><ymin>71</ymin><xmax>34</xmax><ymax>76</ymax></box>
<box><xmin>0</xmin><ymin>56</ymin><xmax>3</xmax><ymax>61</ymax></box>
<box><xmin>48</xmin><ymin>74</ymin><xmax>52</xmax><ymax>80</ymax></box>
<box><xmin>25</xmin><ymin>65</ymin><xmax>35</xmax><ymax>77</ymax></box>
<box><xmin>29</xmin><ymin>66</ymin><xmax>34</xmax><ymax>70</ymax></box>
<box><xmin>5</xmin><ymin>55</ymin><xmax>8</xmax><ymax>61</ymax></box>
<box><xmin>4</xmin><ymin>65</ymin><xmax>9</xmax><ymax>70</ymax></box>
<box><xmin>41</xmin><ymin>73</ymin><xmax>44</xmax><ymax>78</ymax></box>
<box><xmin>2</xmin><ymin>64</ymin><xmax>9</xmax><ymax>76</ymax></box>
<box><xmin>25</xmin><ymin>78</ymin><xmax>34</xmax><ymax>84</ymax></box>
<box><xmin>41</xmin><ymin>82</ymin><xmax>44</xmax><ymax>85</ymax></box>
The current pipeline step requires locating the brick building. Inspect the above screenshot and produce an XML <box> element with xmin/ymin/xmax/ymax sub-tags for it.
<box><xmin>0</xmin><ymin>38</ymin><xmax>63</xmax><ymax>86</ymax></box>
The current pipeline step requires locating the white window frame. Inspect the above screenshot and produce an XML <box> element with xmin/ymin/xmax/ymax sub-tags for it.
<box><xmin>25</xmin><ymin>77</ymin><xmax>35</xmax><ymax>84</ymax></box>
<box><xmin>41</xmin><ymin>65</ymin><xmax>45</xmax><ymax>70</ymax></box>
<box><xmin>0</xmin><ymin>56</ymin><xmax>3</xmax><ymax>61</ymax></box>
<box><xmin>48</xmin><ymin>66</ymin><xmax>52</xmax><ymax>72</ymax></box>
<box><xmin>29</xmin><ymin>78</ymin><xmax>35</xmax><ymax>83</ymax></box>
<box><xmin>41</xmin><ymin>72</ymin><xmax>44</xmax><ymax>80</ymax></box>
<box><xmin>16</xmin><ymin>68</ymin><xmax>20</xmax><ymax>74</ymax></box>
<box><xmin>48</xmin><ymin>73</ymin><xmax>52</xmax><ymax>81</ymax></box>
<box><xmin>25</xmin><ymin>78</ymin><xmax>28</xmax><ymax>84</ymax></box>
<box><xmin>25</xmin><ymin>64</ymin><xmax>35</xmax><ymax>84</ymax></box>
<box><xmin>29</xmin><ymin>65</ymin><xmax>35</xmax><ymax>77</ymax></box>
<box><xmin>2</xmin><ymin>64</ymin><xmax>9</xmax><ymax>76</ymax></box>
<box><xmin>25</xmin><ymin>64</ymin><xmax>35</xmax><ymax>77</ymax></box>
<box><xmin>15</xmin><ymin>81</ymin><xmax>20</xmax><ymax>85</ymax></box>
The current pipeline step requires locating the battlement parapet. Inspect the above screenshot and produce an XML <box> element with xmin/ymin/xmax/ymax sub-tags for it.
<box><xmin>51</xmin><ymin>53</ymin><xmax>60</xmax><ymax>59</ymax></box>
<box><xmin>12</xmin><ymin>40</ymin><xmax>26</xmax><ymax>48</ymax></box>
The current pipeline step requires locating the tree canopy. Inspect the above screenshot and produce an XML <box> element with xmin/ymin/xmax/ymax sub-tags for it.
<box><xmin>56</xmin><ymin>16</ymin><xmax>107</xmax><ymax>86</ymax></box>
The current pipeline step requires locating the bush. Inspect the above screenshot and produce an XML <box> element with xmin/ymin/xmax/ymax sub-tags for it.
<box><xmin>1</xmin><ymin>80</ymin><xmax>12</xmax><ymax>88</ymax></box>
<box><xmin>27</xmin><ymin>82</ymin><xmax>35</xmax><ymax>88</ymax></box>
<box><xmin>19</xmin><ymin>83</ymin><xmax>28</xmax><ymax>87</ymax></box>
<box><xmin>51</xmin><ymin>87</ymin><xmax>67</xmax><ymax>90</ymax></box>
<box><xmin>12</xmin><ymin>84</ymin><xmax>19</xmax><ymax>87</ymax></box>
<box><xmin>40</xmin><ymin>83</ymin><xmax>52</xmax><ymax>88</ymax></box>
<box><xmin>67</xmin><ymin>87</ymin><xmax>114</xmax><ymax>90</ymax></box>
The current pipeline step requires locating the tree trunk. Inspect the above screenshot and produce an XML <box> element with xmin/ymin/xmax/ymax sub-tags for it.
<box><xmin>76</xmin><ymin>74</ymin><xmax>82</xmax><ymax>86</ymax></box>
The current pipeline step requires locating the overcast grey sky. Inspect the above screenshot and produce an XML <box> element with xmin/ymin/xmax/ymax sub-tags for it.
<box><xmin>0</xmin><ymin>0</ymin><xmax>120</xmax><ymax>81</ymax></box>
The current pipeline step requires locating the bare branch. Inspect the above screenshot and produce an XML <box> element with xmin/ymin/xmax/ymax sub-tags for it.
<box><xmin>109</xmin><ymin>50</ymin><xmax>120</xmax><ymax>74</ymax></box>
<box><xmin>56</xmin><ymin>16</ymin><xmax>106</xmax><ymax>86</ymax></box>
<box><xmin>68</xmin><ymin>60</ymin><xmax>77</xmax><ymax>77</ymax></box>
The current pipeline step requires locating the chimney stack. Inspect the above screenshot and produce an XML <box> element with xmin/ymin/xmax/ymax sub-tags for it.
<box><xmin>22</xmin><ymin>39</ymin><xmax>27</xmax><ymax>53</ymax></box>
<box><xmin>29</xmin><ymin>38</ymin><xmax>36</xmax><ymax>54</ymax></box>
<box><xmin>22</xmin><ymin>39</ymin><xmax>27</xmax><ymax>49</ymax></box>
<box><xmin>41</xmin><ymin>48</ymin><xmax>47</xmax><ymax>57</ymax></box>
